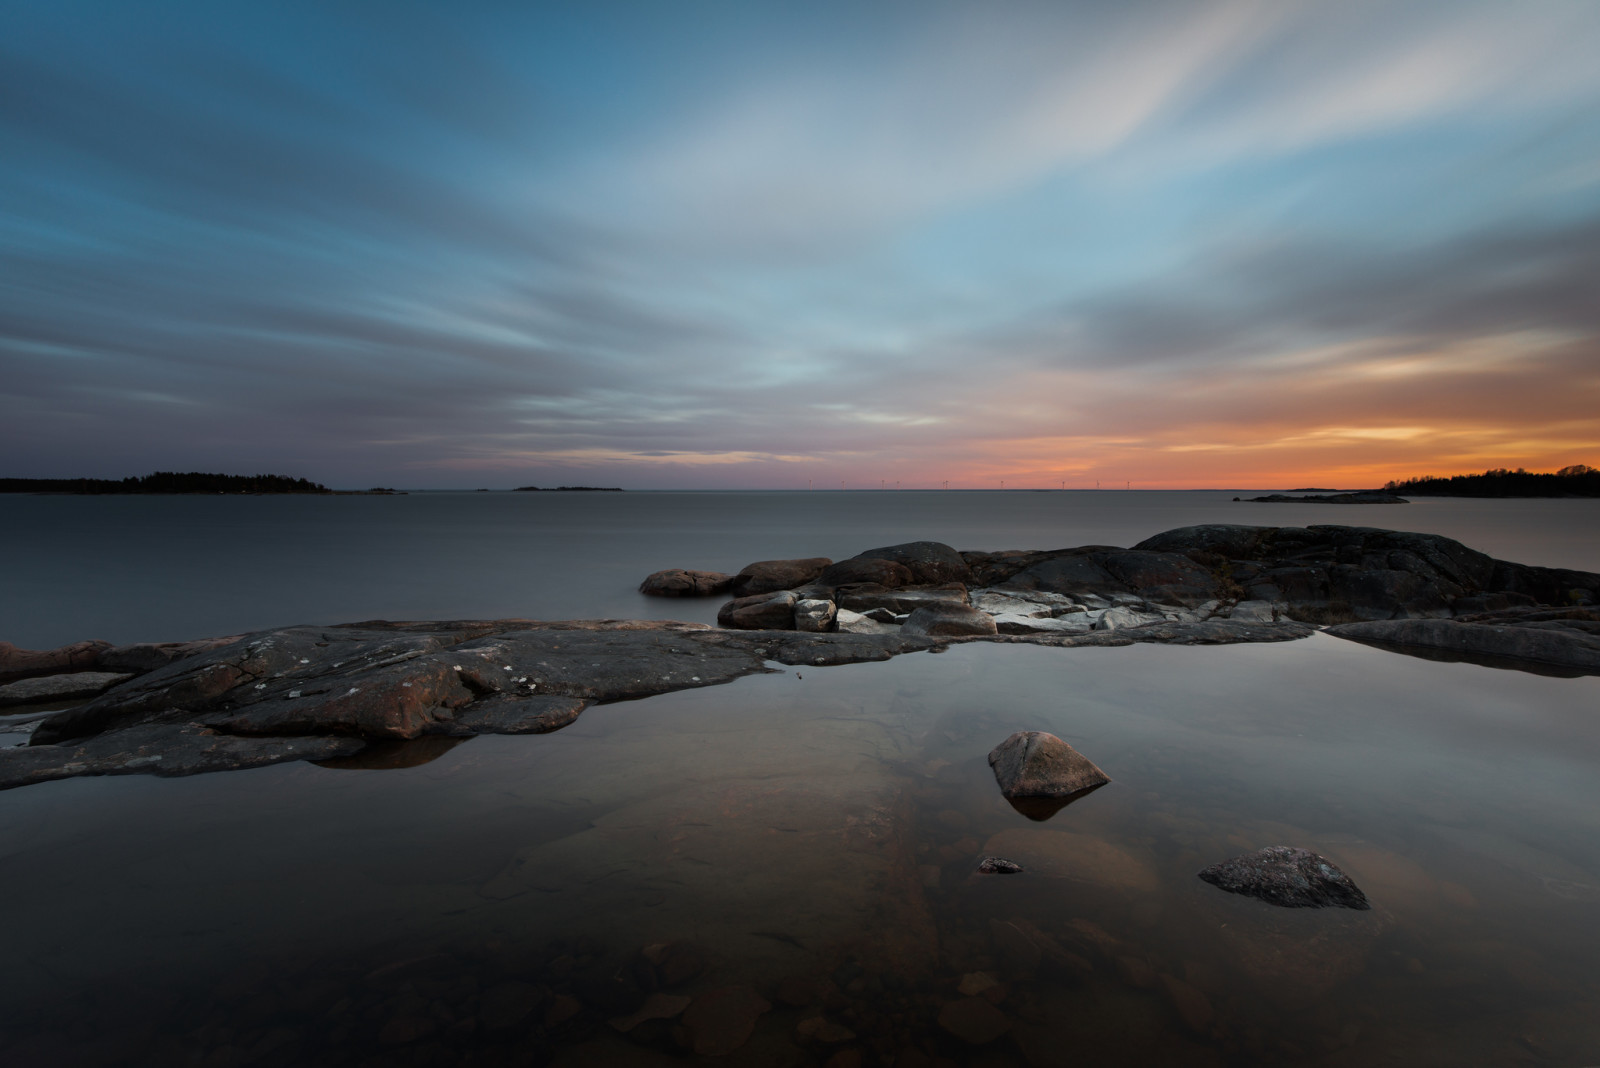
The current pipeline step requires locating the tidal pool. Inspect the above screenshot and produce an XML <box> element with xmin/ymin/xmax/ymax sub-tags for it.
<box><xmin>2</xmin><ymin>632</ymin><xmax>1597</xmax><ymax>1066</ymax></box>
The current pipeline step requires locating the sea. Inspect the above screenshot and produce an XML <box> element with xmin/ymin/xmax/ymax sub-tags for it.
<box><xmin>1</xmin><ymin>490</ymin><xmax>1597</xmax><ymax>1066</ymax></box>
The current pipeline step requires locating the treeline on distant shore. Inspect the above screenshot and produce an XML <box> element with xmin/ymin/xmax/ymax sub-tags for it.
<box><xmin>513</xmin><ymin>485</ymin><xmax>623</xmax><ymax>492</ymax></box>
<box><xmin>0</xmin><ymin>471</ymin><xmax>332</xmax><ymax>495</ymax></box>
<box><xmin>1384</xmin><ymin>464</ymin><xmax>1599</xmax><ymax>497</ymax></box>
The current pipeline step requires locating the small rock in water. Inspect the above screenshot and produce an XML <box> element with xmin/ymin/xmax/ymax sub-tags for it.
<box><xmin>977</xmin><ymin>856</ymin><xmax>1023</xmax><ymax>875</ymax></box>
<box><xmin>609</xmin><ymin>992</ymin><xmax>691</xmax><ymax>1032</ymax></box>
<box><xmin>1197</xmin><ymin>845</ymin><xmax>1371</xmax><ymax>909</ymax></box>
<box><xmin>937</xmin><ymin>996</ymin><xmax>1010</xmax><ymax>1045</ymax></box>
<box><xmin>988</xmin><ymin>730</ymin><xmax>1110</xmax><ymax>799</ymax></box>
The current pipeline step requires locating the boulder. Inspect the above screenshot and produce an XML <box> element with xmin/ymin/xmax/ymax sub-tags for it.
<box><xmin>0</xmin><ymin>640</ymin><xmax>112</xmax><ymax>684</ymax></box>
<box><xmin>991</xmin><ymin>614</ymin><xmax>1092</xmax><ymax>636</ymax></box>
<box><xmin>937</xmin><ymin>997</ymin><xmax>1010</xmax><ymax>1045</ymax></box>
<box><xmin>99</xmin><ymin>638</ymin><xmax>238</xmax><ymax>675</ymax></box>
<box><xmin>638</xmin><ymin>569</ymin><xmax>733</xmax><ymax>597</ymax></box>
<box><xmin>848</xmin><ymin>541</ymin><xmax>971</xmax><ymax>585</ymax></box>
<box><xmin>834</xmin><ymin>609</ymin><xmax>898</xmax><ymax>635</ymax></box>
<box><xmin>988</xmin><ymin>731</ymin><xmax>1109</xmax><ymax>799</ymax></box>
<box><xmin>717</xmin><ymin>591</ymin><xmax>797</xmax><ymax>630</ymax></box>
<box><xmin>728</xmin><ymin>557</ymin><xmax>831</xmax><ymax>597</ymax></box>
<box><xmin>1092</xmin><ymin>605</ymin><xmax>1166</xmax><ymax>631</ymax></box>
<box><xmin>0</xmin><ymin>671</ymin><xmax>135</xmax><ymax>708</ymax></box>
<box><xmin>794</xmin><ymin>598</ymin><xmax>837</xmax><ymax>633</ymax></box>
<box><xmin>817</xmin><ymin>557</ymin><xmax>914</xmax><ymax>588</ymax></box>
<box><xmin>838</xmin><ymin>586</ymin><xmax>969</xmax><ymax>615</ymax></box>
<box><xmin>901</xmin><ymin>604</ymin><xmax>997</xmax><ymax>637</ymax></box>
<box><xmin>1227</xmin><ymin>600</ymin><xmax>1277</xmax><ymax>622</ymax></box>
<box><xmin>1197</xmin><ymin>846</ymin><xmax>1371</xmax><ymax>910</ymax></box>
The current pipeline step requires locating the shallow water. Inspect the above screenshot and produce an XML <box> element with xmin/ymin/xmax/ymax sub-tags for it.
<box><xmin>3</xmin><ymin>634</ymin><xmax>1598</xmax><ymax>1065</ymax></box>
<box><xmin>1</xmin><ymin>492</ymin><xmax>1597</xmax><ymax>1064</ymax></box>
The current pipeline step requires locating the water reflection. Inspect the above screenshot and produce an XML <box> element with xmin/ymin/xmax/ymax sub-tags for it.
<box><xmin>1002</xmin><ymin>782</ymin><xmax>1105</xmax><ymax>822</ymax></box>
<box><xmin>1</xmin><ymin>635</ymin><xmax>1598</xmax><ymax>1065</ymax></box>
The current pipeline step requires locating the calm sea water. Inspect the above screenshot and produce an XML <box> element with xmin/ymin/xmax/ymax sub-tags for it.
<box><xmin>1</xmin><ymin>491</ymin><xmax>1597</xmax><ymax>1066</ymax></box>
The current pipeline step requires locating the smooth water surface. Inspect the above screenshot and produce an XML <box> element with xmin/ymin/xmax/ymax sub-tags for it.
<box><xmin>3</xmin><ymin>490</ymin><xmax>1598</xmax><ymax>648</ymax></box>
<box><xmin>1</xmin><ymin>492</ymin><xmax>1597</xmax><ymax>1065</ymax></box>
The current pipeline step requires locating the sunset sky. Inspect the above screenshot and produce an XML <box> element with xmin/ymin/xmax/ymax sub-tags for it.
<box><xmin>4</xmin><ymin>0</ymin><xmax>1599</xmax><ymax>489</ymax></box>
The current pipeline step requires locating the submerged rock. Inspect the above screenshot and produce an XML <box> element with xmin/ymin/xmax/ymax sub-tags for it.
<box><xmin>1326</xmin><ymin>617</ymin><xmax>1600</xmax><ymax>675</ymax></box>
<box><xmin>978</xmin><ymin>856</ymin><xmax>1023</xmax><ymax>875</ymax></box>
<box><xmin>988</xmin><ymin>731</ymin><xmax>1110</xmax><ymax>799</ymax></box>
<box><xmin>682</xmin><ymin>986</ymin><xmax>771</xmax><ymax>1056</ymax></box>
<box><xmin>1198</xmin><ymin>846</ymin><xmax>1371</xmax><ymax>910</ymax></box>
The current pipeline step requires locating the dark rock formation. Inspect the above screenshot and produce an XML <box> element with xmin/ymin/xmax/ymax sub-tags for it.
<box><xmin>988</xmin><ymin>731</ymin><xmax>1109</xmax><ymax>799</ymax></box>
<box><xmin>1242</xmin><ymin>493</ymin><xmax>1407</xmax><ymax>504</ymax></box>
<box><xmin>793</xmin><ymin>598</ymin><xmax>837</xmax><ymax>632</ymax></box>
<box><xmin>901</xmin><ymin>604</ymin><xmax>998</xmax><ymax>637</ymax></box>
<box><xmin>717</xmin><ymin>590</ymin><xmax>797</xmax><ymax>630</ymax></box>
<box><xmin>841</xmin><ymin>541</ymin><xmax>972</xmax><ymax>585</ymax></box>
<box><xmin>817</xmin><ymin>557</ymin><xmax>915</xmax><ymax>588</ymax></box>
<box><xmin>1198</xmin><ymin>846</ymin><xmax>1371</xmax><ymax>910</ymax></box>
<box><xmin>0</xmin><ymin>640</ymin><xmax>111</xmax><ymax>683</ymax></box>
<box><xmin>978</xmin><ymin>857</ymin><xmax>1024</xmax><ymax>875</ymax></box>
<box><xmin>839</xmin><ymin>586</ymin><xmax>970</xmax><ymax>616</ymax></box>
<box><xmin>993</xmin><ymin>549</ymin><xmax>1221</xmax><ymax>607</ymax></box>
<box><xmin>638</xmin><ymin>569</ymin><xmax>733</xmax><ymax>597</ymax></box>
<box><xmin>0</xmin><ymin>671</ymin><xmax>133</xmax><ymax>707</ymax></box>
<box><xmin>1326</xmin><ymin>612</ymin><xmax>1600</xmax><ymax>676</ymax></box>
<box><xmin>728</xmin><ymin>557</ymin><xmax>832</xmax><ymax>597</ymax></box>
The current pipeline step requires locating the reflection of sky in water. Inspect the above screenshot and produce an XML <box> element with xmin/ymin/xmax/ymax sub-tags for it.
<box><xmin>3</xmin><ymin>634</ymin><xmax>1596</xmax><ymax>1062</ymax></box>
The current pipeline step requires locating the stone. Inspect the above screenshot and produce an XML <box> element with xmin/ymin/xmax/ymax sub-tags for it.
<box><xmin>609</xmin><ymin>992</ymin><xmax>691</xmax><ymax>1032</ymax></box>
<box><xmin>1326</xmin><ymin>618</ymin><xmax>1600</xmax><ymax>675</ymax></box>
<box><xmin>1197</xmin><ymin>846</ymin><xmax>1371</xmax><ymax>909</ymax></box>
<box><xmin>0</xmin><ymin>640</ymin><xmax>112</xmax><ymax>684</ymax></box>
<box><xmin>833</xmin><ymin>609</ymin><xmax>898</xmax><ymax>635</ymax></box>
<box><xmin>846</xmin><ymin>541</ymin><xmax>971</xmax><ymax>585</ymax></box>
<box><xmin>1228</xmin><ymin>600</ymin><xmax>1277</xmax><ymax>622</ymax></box>
<box><xmin>478</xmin><ymin>981</ymin><xmax>542</xmax><ymax>1030</ymax></box>
<box><xmin>901</xmin><ymin>604</ymin><xmax>998</xmax><ymax>637</ymax></box>
<box><xmin>1158</xmin><ymin>974</ymin><xmax>1214</xmax><ymax>1035</ymax></box>
<box><xmin>638</xmin><ymin>569</ymin><xmax>733</xmax><ymax>597</ymax></box>
<box><xmin>957</xmin><ymin>972</ymin><xmax>1001</xmax><ymax>997</ymax></box>
<box><xmin>988</xmin><ymin>731</ymin><xmax>1109</xmax><ymax>799</ymax></box>
<box><xmin>0</xmin><ymin>671</ymin><xmax>134</xmax><ymax>707</ymax></box>
<box><xmin>795</xmin><ymin>1016</ymin><xmax>856</xmax><ymax>1043</ymax></box>
<box><xmin>937</xmin><ymin>997</ymin><xmax>1010</xmax><ymax>1045</ymax></box>
<box><xmin>1092</xmin><ymin>605</ymin><xmax>1166</xmax><ymax>631</ymax></box>
<box><xmin>681</xmin><ymin>986</ymin><xmax>771</xmax><ymax>1056</ymax></box>
<box><xmin>992</xmin><ymin>614</ymin><xmax>1091</xmax><ymax>635</ymax></box>
<box><xmin>442</xmin><ymin>694</ymin><xmax>588</xmax><ymax>734</ymax></box>
<box><xmin>794</xmin><ymin>599</ymin><xmax>837</xmax><ymax>633</ymax></box>
<box><xmin>718</xmin><ymin>591</ymin><xmax>798</xmax><ymax>630</ymax></box>
<box><xmin>729</xmin><ymin>557</ymin><xmax>832</xmax><ymax>597</ymax></box>
<box><xmin>838</xmin><ymin>587</ymin><xmax>970</xmax><ymax>615</ymax></box>
<box><xmin>977</xmin><ymin>857</ymin><xmax>1023</xmax><ymax>875</ymax></box>
<box><xmin>818</xmin><ymin>558</ymin><xmax>915</xmax><ymax>588</ymax></box>
<box><xmin>982</xmin><ymin>829</ymin><xmax>1160</xmax><ymax>893</ymax></box>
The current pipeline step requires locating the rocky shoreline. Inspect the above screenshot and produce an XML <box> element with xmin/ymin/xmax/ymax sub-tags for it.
<box><xmin>3</xmin><ymin>523</ymin><xmax>1596</xmax><ymax>791</ymax></box>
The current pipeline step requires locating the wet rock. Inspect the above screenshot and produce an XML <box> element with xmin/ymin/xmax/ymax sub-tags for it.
<box><xmin>718</xmin><ymin>590</ymin><xmax>798</xmax><ymax>630</ymax></box>
<box><xmin>937</xmin><ymin>996</ymin><xmax>1010</xmax><ymax>1044</ymax></box>
<box><xmin>313</xmin><ymin>735</ymin><xmax>470</xmax><ymax>770</ymax></box>
<box><xmin>833</xmin><ymin>609</ymin><xmax>899</xmax><ymax>635</ymax></box>
<box><xmin>992</xmin><ymin>614</ymin><xmax>1092</xmax><ymax>636</ymax></box>
<box><xmin>794</xmin><ymin>598</ymin><xmax>838</xmax><ymax>633</ymax></box>
<box><xmin>845</xmin><ymin>541</ymin><xmax>971</xmax><ymax>585</ymax></box>
<box><xmin>838</xmin><ymin>586</ymin><xmax>970</xmax><ymax>615</ymax></box>
<box><xmin>610</xmin><ymin>992</ymin><xmax>691</xmax><ymax>1032</ymax></box>
<box><xmin>977</xmin><ymin>857</ymin><xmax>1023</xmax><ymax>875</ymax></box>
<box><xmin>442</xmin><ymin>694</ymin><xmax>589</xmax><ymax>735</ymax></box>
<box><xmin>983</xmin><ymin>829</ymin><xmax>1160</xmax><ymax>893</ymax></box>
<box><xmin>1198</xmin><ymin>846</ymin><xmax>1371</xmax><ymax>909</ymax></box>
<box><xmin>682</xmin><ymin>986</ymin><xmax>771</xmax><ymax>1056</ymax></box>
<box><xmin>901</xmin><ymin>604</ymin><xmax>997</xmax><ymax>637</ymax></box>
<box><xmin>818</xmin><ymin>557</ymin><xmax>915</xmax><ymax>588</ymax></box>
<box><xmin>988</xmin><ymin>731</ymin><xmax>1109</xmax><ymax>799</ymax></box>
<box><xmin>639</xmin><ymin>569</ymin><xmax>734</xmax><ymax>597</ymax></box>
<box><xmin>1159</xmin><ymin>974</ymin><xmax>1214</xmax><ymax>1035</ymax></box>
<box><xmin>1326</xmin><ymin>618</ymin><xmax>1600</xmax><ymax>675</ymax></box>
<box><xmin>729</xmin><ymin>557</ymin><xmax>832</xmax><ymax>597</ymax></box>
<box><xmin>0</xmin><ymin>671</ymin><xmax>134</xmax><ymax>707</ymax></box>
<box><xmin>957</xmin><ymin>972</ymin><xmax>1002</xmax><ymax>997</ymax></box>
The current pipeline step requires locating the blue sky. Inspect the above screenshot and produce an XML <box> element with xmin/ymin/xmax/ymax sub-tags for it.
<box><xmin>3</xmin><ymin>0</ymin><xmax>1598</xmax><ymax>488</ymax></box>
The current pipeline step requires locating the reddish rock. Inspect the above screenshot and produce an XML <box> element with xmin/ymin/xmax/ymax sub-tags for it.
<box><xmin>682</xmin><ymin>986</ymin><xmax>771</xmax><ymax>1056</ymax></box>
<box><xmin>717</xmin><ymin>591</ymin><xmax>797</xmax><ymax>630</ymax></box>
<box><xmin>818</xmin><ymin>557</ymin><xmax>915</xmax><ymax>588</ymax></box>
<box><xmin>0</xmin><ymin>640</ymin><xmax>111</xmax><ymax>683</ymax></box>
<box><xmin>729</xmin><ymin>557</ymin><xmax>832</xmax><ymax>597</ymax></box>
<box><xmin>937</xmin><ymin>996</ymin><xmax>1010</xmax><ymax>1044</ymax></box>
<box><xmin>988</xmin><ymin>731</ymin><xmax>1109</xmax><ymax>799</ymax></box>
<box><xmin>639</xmin><ymin>569</ymin><xmax>734</xmax><ymax>597</ymax></box>
<box><xmin>1159</xmin><ymin>974</ymin><xmax>1214</xmax><ymax>1036</ymax></box>
<box><xmin>901</xmin><ymin>604</ymin><xmax>997</xmax><ymax>637</ymax></box>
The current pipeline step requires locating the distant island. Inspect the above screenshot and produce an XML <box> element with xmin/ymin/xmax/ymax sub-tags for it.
<box><xmin>1384</xmin><ymin>465</ymin><xmax>1599</xmax><ymax>498</ymax></box>
<box><xmin>0</xmin><ymin>472</ymin><xmax>332</xmax><ymax>495</ymax></box>
<box><xmin>513</xmin><ymin>485</ymin><xmax>623</xmax><ymax>492</ymax></box>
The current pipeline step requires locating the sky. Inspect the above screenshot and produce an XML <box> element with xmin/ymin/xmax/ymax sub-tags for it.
<box><xmin>3</xmin><ymin>1</ymin><xmax>1599</xmax><ymax>489</ymax></box>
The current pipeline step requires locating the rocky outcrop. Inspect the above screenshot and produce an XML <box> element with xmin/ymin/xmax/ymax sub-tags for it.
<box><xmin>838</xmin><ymin>586</ymin><xmax>969</xmax><ymax>616</ymax></box>
<box><xmin>1241</xmin><ymin>493</ymin><xmax>1407</xmax><ymax>504</ymax></box>
<box><xmin>1326</xmin><ymin>610</ymin><xmax>1600</xmax><ymax>675</ymax></box>
<box><xmin>0</xmin><ymin>636</ymin><xmax>235</xmax><ymax>683</ymax></box>
<box><xmin>988</xmin><ymin>731</ymin><xmax>1109</xmax><ymax>799</ymax></box>
<box><xmin>817</xmin><ymin>557</ymin><xmax>914</xmax><ymax>588</ymax></box>
<box><xmin>793</xmin><ymin>598</ymin><xmax>837</xmax><ymax>632</ymax></box>
<box><xmin>717</xmin><ymin>590</ymin><xmax>797</xmax><ymax>630</ymax></box>
<box><xmin>638</xmin><ymin>569</ymin><xmax>733</xmax><ymax>597</ymax></box>
<box><xmin>0</xmin><ymin>671</ymin><xmax>134</xmax><ymax>708</ymax></box>
<box><xmin>728</xmin><ymin>557</ymin><xmax>831</xmax><ymax>597</ymax></box>
<box><xmin>1198</xmin><ymin>846</ymin><xmax>1371</xmax><ymax>910</ymax></box>
<box><xmin>901</xmin><ymin>604</ymin><xmax>998</xmax><ymax>637</ymax></box>
<box><xmin>830</xmin><ymin>541</ymin><xmax>971</xmax><ymax>586</ymax></box>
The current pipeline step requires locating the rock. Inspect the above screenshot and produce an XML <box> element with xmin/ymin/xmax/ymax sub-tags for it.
<box><xmin>793</xmin><ymin>599</ymin><xmax>837</xmax><ymax>633</ymax></box>
<box><xmin>982</xmin><ymin>829</ymin><xmax>1160</xmax><ymax>893</ymax></box>
<box><xmin>937</xmin><ymin>997</ymin><xmax>1010</xmax><ymax>1044</ymax></box>
<box><xmin>901</xmin><ymin>604</ymin><xmax>997</xmax><ymax>637</ymax></box>
<box><xmin>0</xmin><ymin>640</ymin><xmax>112</xmax><ymax>684</ymax></box>
<box><xmin>838</xmin><ymin>586</ymin><xmax>970</xmax><ymax>615</ymax></box>
<box><xmin>609</xmin><ymin>992</ymin><xmax>691</xmax><ymax>1032</ymax></box>
<box><xmin>977</xmin><ymin>857</ymin><xmax>1023</xmax><ymax>874</ymax></box>
<box><xmin>988</xmin><ymin>731</ymin><xmax>1109</xmax><ymax>799</ymax></box>
<box><xmin>1</xmin><ymin>723</ymin><xmax>364</xmax><ymax>791</ymax></box>
<box><xmin>0</xmin><ymin>671</ymin><xmax>134</xmax><ymax>707</ymax></box>
<box><xmin>99</xmin><ymin>637</ymin><xmax>238</xmax><ymax>675</ymax></box>
<box><xmin>638</xmin><ymin>569</ymin><xmax>733</xmax><ymax>597</ymax></box>
<box><xmin>833</xmin><ymin>609</ymin><xmax>899</xmax><ymax>635</ymax></box>
<box><xmin>729</xmin><ymin>558</ymin><xmax>832</xmax><ymax>597</ymax></box>
<box><xmin>681</xmin><ymin>986</ymin><xmax>771</xmax><ymax>1056</ymax></box>
<box><xmin>1326</xmin><ymin>618</ymin><xmax>1600</xmax><ymax>675</ymax></box>
<box><xmin>817</xmin><ymin>558</ymin><xmax>915</xmax><ymax>588</ymax></box>
<box><xmin>991</xmin><ymin>613</ymin><xmax>1092</xmax><ymax>636</ymax></box>
<box><xmin>479</xmin><ymin>981</ymin><xmax>543</xmax><ymax>1030</ymax></box>
<box><xmin>1197</xmin><ymin>846</ymin><xmax>1371</xmax><ymax>909</ymax></box>
<box><xmin>1227</xmin><ymin>600</ymin><xmax>1277</xmax><ymax>622</ymax></box>
<box><xmin>957</xmin><ymin>972</ymin><xmax>1002</xmax><ymax>997</ymax></box>
<box><xmin>1158</xmin><ymin>974</ymin><xmax>1214</xmax><ymax>1035</ymax></box>
<box><xmin>846</xmin><ymin>541</ymin><xmax>971</xmax><ymax>585</ymax></box>
<box><xmin>718</xmin><ymin>591</ymin><xmax>798</xmax><ymax>630</ymax></box>
<box><xmin>442</xmin><ymin>694</ymin><xmax>588</xmax><ymax>734</ymax></box>
<box><xmin>1092</xmin><ymin>605</ymin><xmax>1166</xmax><ymax>631</ymax></box>
<box><xmin>795</xmin><ymin>1016</ymin><xmax>856</xmax><ymax>1043</ymax></box>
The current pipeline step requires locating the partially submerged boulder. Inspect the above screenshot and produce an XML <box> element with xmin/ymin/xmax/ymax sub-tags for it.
<box><xmin>639</xmin><ymin>569</ymin><xmax>733</xmax><ymax>597</ymax></box>
<box><xmin>728</xmin><ymin>557</ymin><xmax>831</xmax><ymax>597</ymax></box>
<box><xmin>1198</xmin><ymin>846</ymin><xmax>1371</xmax><ymax>910</ymax></box>
<box><xmin>988</xmin><ymin>731</ymin><xmax>1109</xmax><ymax>799</ymax></box>
<box><xmin>717</xmin><ymin>590</ymin><xmax>798</xmax><ymax>630</ymax></box>
<box><xmin>846</xmin><ymin>541</ymin><xmax>972</xmax><ymax>585</ymax></box>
